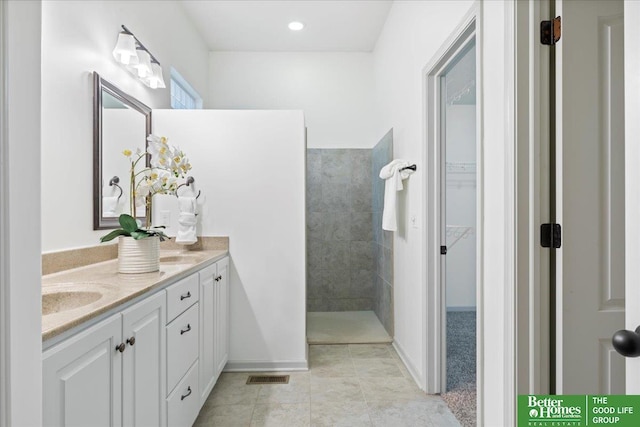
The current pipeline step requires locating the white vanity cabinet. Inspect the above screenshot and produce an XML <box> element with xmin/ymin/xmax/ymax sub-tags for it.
<box><xmin>43</xmin><ymin>291</ymin><xmax>165</xmax><ymax>427</ymax></box>
<box><xmin>43</xmin><ymin>255</ymin><xmax>230</xmax><ymax>427</ymax></box>
<box><xmin>198</xmin><ymin>256</ymin><xmax>229</xmax><ymax>406</ymax></box>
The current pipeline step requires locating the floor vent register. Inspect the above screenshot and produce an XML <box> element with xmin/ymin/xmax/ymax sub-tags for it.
<box><xmin>246</xmin><ymin>375</ymin><xmax>290</xmax><ymax>385</ymax></box>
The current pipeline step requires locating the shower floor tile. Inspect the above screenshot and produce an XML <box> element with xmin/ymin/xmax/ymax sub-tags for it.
<box><xmin>307</xmin><ymin>311</ymin><xmax>392</xmax><ymax>344</ymax></box>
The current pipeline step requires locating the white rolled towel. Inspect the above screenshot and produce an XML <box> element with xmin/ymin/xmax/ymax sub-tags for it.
<box><xmin>379</xmin><ymin>159</ymin><xmax>415</xmax><ymax>231</ymax></box>
<box><xmin>102</xmin><ymin>196</ymin><xmax>119</xmax><ymax>217</ymax></box>
<box><xmin>176</xmin><ymin>196</ymin><xmax>198</xmax><ymax>245</ymax></box>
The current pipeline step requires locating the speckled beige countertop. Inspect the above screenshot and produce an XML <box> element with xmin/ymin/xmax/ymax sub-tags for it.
<box><xmin>42</xmin><ymin>238</ymin><xmax>228</xmax><ymax>343</ymax></box>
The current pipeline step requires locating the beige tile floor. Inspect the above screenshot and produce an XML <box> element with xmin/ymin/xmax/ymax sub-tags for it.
<box><xmin>193</xmin><ymin>344</ymin><xmax>460</xmax><ymax>427</ymax></box>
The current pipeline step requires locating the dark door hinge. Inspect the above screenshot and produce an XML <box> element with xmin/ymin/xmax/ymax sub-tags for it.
<box><xmin>541</xmin><ymin>223</ymin><xmax>562</xmax><ymax>248</ymax></box>
<box><xmin>541</xmin><ymin>16</ymin><xmax>561</xmax><ymax>45</ymax></box>
<box><xmin>441</xmin><ymin>245</ymin><xmax>447</xmax><ymax>255</ymax></box>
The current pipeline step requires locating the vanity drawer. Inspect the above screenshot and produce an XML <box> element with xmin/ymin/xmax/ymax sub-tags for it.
<box><xmin>166</xmin><ymin>273</ymin><xmax>199</xmax><ymax>323</ymax></box>
<box><xmin>167</xmin><ymin>360</ymin><xmax>200</xmax><ymax>427</ymax></box>
<box><xmin>167</xmin><ymin>303</ymin><xmax>199</xmax><ymax>393</ymax></box>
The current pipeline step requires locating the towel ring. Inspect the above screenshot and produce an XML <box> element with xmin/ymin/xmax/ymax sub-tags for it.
<box><xmin>176</xmin><ymin>176</ymin><xmax>201</xmax><ymax>199</ymax></box>
<box><xmin>109</xmin><ymin>176</ymin><xmax>123</xmax><ymax>200</ymax></box>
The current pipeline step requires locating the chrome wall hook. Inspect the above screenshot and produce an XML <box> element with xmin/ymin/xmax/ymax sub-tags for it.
<box><xmin>109</xmin><ymin>176</ymin><xmax>123</xmax><ymax>200</ymax></box>
<box><xmin>176</xmin><ymin>176</ymin><xmax>201</xmax><ymax>199</ymax></box>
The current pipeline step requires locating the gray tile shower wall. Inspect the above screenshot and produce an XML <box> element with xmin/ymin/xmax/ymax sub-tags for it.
<box><xmin>372</xmin><ymin>130</ymin><xmax>394</xmax><ymax>336</ymax></box>
<box><xmin>307</xmin><ymin>149</ymin><xmax>374</xmax><ymax>312</ymax></box>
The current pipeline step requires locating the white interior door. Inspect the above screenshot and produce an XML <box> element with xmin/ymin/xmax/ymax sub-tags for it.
<box><xmin>557</xmin><ymin>0</ymin><xmax>625</xmax><ymax>394</ymax></box>
<box><xmin>623</xmin><ymin>0</ymin><xmax>640</xmax><ymax>393</ymax></box>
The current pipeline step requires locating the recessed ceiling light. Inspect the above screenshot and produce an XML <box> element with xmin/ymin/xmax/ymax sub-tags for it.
<box><xmin>288</xmin><ymin>21</ymin><xmax>305</xmax><ymax>31</ymax></box>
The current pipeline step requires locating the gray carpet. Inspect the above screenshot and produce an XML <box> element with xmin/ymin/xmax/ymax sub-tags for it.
<box><xmin>442</xmin><ymin>310</ymin><xmax>477</xmax><ymax>427</ymax></box>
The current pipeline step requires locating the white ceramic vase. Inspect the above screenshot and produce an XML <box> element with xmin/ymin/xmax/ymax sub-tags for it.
<box><xmin>118</xmin><ymin>235</ymin><xmax>160</xmax><ymax>274</ymax></box>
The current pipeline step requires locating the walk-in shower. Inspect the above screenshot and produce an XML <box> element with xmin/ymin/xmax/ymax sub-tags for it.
<box><xmin>306</xmin><ymin>130</ymin><xmax>394</xmax><ymax>344</ymax></box>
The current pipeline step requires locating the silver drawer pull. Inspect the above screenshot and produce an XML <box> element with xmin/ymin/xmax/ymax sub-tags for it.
<box><xmin>180</xmin><ymin>291</ymin><xmax>191</xmax><ymax>301</ymax></box>
<box><xmin>181</xmin><ymin>386</ymin><xmax>192</xmax><ymax>401</ymax></box>
<box><xmin>180</xmin><ymin>324</ymin><xmax>191</xmax><ymax>335</ymax></box>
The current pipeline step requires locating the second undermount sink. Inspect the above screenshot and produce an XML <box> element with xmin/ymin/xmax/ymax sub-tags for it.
<box><xmin>42</xmin><ymin>290</ymin><xmax>103</xmax><ymax>316</ymax></box>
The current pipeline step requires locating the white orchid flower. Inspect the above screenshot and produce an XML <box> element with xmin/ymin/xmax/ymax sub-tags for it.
<box><xmin>124</xmin><ymin>134</ymin><xmax>193</xmax><ymax>224</ymax></box>
<box><xmin>137</xmin><ymin>181</ymin><xmax>151</xmax><ymax>197</ymax></box>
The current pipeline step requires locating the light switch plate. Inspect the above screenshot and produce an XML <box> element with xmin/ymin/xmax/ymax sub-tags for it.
<box><xmin>410</xmin><ymin>213</ymin><xmax>419</xmax><ymax>229</ymax></box>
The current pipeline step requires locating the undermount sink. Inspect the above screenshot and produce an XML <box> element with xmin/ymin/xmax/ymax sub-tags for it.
<box><xmin>42</xmin><ymin>291</ymin><xmax>103</xmax><ymax>316</ymax></box>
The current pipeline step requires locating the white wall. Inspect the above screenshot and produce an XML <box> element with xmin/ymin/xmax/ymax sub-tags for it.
<box><xmin>2</xmin><ymin>1</ymin><xmax>43</xmax><ymax>425</ymax></box>
<box><xmin>153</xmin><ymin>110</ymin><xmax>308</xmax><ymax>370</ymax></box>
<box><xmin>371</xmin><ymin>0</ymin><xmax>474</xmax><ymax>386</ymax></box>
<box><xmin>209</xmin><ymin>52</ymin><xmax>377</xmax><ymax>149</ymax></box>
<box><xmin>40</xmin><ymin>0</ymin><xmax>210</xmax><ymax>252</ymax></box>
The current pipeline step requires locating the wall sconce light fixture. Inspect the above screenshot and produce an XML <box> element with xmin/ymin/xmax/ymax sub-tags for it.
<box><xmin>112</xmin><ymin>25</ymin><xmax>166</xmax><ymax>89</ymax></box>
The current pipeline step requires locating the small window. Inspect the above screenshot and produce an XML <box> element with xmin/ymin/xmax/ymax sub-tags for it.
<box><xmin>170</xmin><ymin>68</ymin><xmax>202</xmax><ymax>110</ymax></box>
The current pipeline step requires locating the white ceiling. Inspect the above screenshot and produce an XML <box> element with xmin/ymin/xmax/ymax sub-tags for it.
<box><xmin>180</xmin><ymin>0</ymin><xmax>393</xmax><ymax>52</ymax></box>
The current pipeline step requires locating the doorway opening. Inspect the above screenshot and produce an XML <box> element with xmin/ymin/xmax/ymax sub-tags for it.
<box><xmin>305</xmin><ymin>133</ymin><xmax>395</xmax><ymax>345</ymax></box>
<box><xmin>440</xmin><ymin>38</ymin><xmax>477</xmax><ymax>424</ymax></box>
<box><xmin>425</xmin><ymin>15</ymin><xmax>478</xmax><ymax>427</ymax></box>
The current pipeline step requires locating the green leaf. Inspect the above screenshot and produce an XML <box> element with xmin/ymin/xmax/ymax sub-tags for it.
<box><xmin>99</xmin><ymin>229</ymin><xmax>128</xmax><ymax>243</ymax></box>
<box><xmin>130</xmin><ymin>230</ymin><xmax>150</xmax><ymax>240</ymax></box>
<box><xmin>118</xmin><ymin>214</ymin><xmax>139</xmax><ymax>233</ymax></box>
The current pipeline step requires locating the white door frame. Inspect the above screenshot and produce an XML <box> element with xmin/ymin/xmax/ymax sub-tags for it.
<box><xmin>0</xmin><ymin>0</ymin><xmax>7</xmax><ymax>425</ymax></box>
<box><xmin>0</xmin><ymin>2</ymin><xmax>43</xmax><ymax>426</ymax></box>
<box><xmin>514</xmin><ymin>0</ymin><xmax>552</xmax><ymax>395</ymax></box>
<box><xmin>423</xmin><ymin>0</ymin><xmax>481</xmax><ymax>401</ymax></box>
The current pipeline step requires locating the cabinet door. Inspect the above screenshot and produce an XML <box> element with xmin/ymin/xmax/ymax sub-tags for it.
<box><xmin>198</xmin><ymin>263</ymin><xmax>217</xmax><ymax>406</ymax></box>
<box><xmin>122</xmin><ymin>291</ymin><xmax>166</xmax><ymax>427</ymax></box>
<box><xmin>215</xmin><ymin>257</ymin><xmax>230</xmax><ymax>377</ymax></box>
<box><xmin>43</xmin><ymin>314</ymin><xmax>122</xmax><ymax>427</ymax></box>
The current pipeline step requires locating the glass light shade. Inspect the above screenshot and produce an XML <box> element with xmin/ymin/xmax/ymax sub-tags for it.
<box><xmin>112</xmin><ymin>32</ymin><xmax>139</xmax><ymax>65</ymax></box>
<box><xmin>146</xmin><ymin>63</ymin><xmax>166</xmax><ymax>89</ymax></box>
<box><xmin>131</xmin><ymin>50</ymin><xmax>152</xmax><ymax>78</ymax></box>
<box><xmin>288</xmin><ymin>21</ymin><xmax>305</xmax><ymax>31</ymax></box>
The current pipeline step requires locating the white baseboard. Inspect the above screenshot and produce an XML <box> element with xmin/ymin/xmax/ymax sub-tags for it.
<box><xmin>392</xmin><ymin>341</ymin><xmax>425</xmax><ymax>390</ymax></box>
<box><xmin>224</xmin><ymin>359</ymin><xmax>309</xmax><ymax>372</ymax></box>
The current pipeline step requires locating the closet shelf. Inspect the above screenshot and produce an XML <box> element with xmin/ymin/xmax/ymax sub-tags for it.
<box><xmin>445</xmin><ymin>225</ymin><xmax>474</xmax><ymax>249</ymax></box>
<box><xmin>446</xmin><ymin>162</ymin><xmax>476</xmax><ymax>174</ymax></box>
